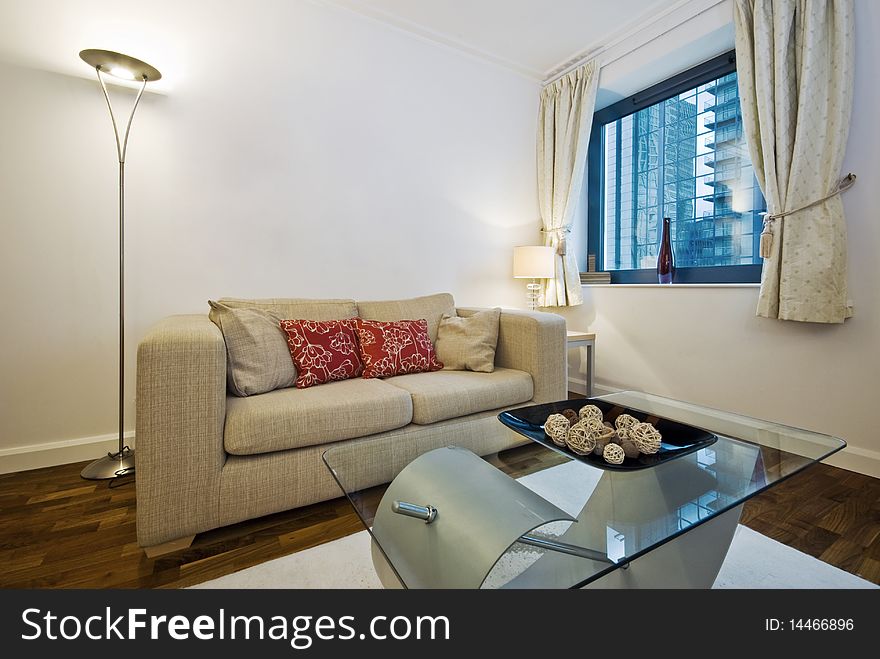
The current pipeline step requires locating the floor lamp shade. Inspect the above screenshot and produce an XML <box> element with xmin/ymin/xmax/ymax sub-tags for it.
<box><xmin>79</xmin><ymin>49</ymin><xmax>161</xmax><ymax>481</ymax></box>
<box><xmin>79</xmin><ymin>49</ymin><xmax>162</xmax><ymax>82</ymax></box>
<box><xmin>513</xmin><ymin>246</ymin><xmax>555</xmax><ymax>311</ymax></box>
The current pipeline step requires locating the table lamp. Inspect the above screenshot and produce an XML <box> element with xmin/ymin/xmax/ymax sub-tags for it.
<box><xmin>513</xmin><ymin>246</ymin><xmax>555</xmax><ymax>310</ymax></box>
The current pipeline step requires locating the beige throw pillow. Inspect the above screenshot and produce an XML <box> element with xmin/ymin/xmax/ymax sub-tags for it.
<box><xmin>435</xmin><ymin>308</ymin><xmax>501</xmax><ymax>373</ymax></box>
<box><xmin>208</xmin><ymin>300</ymin><xmax>296</xmax><ymax>397</ymax></box>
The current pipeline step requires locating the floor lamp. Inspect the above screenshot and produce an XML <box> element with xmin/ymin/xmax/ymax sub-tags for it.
<box><xmin>79</xmin><ymin>49</ymin><xmax>161</xmax><ymax>480</ymax></box>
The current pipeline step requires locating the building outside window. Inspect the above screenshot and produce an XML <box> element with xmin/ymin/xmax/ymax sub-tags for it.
<box><xmin>588</xmin><ymin>52</ymin><xmax>766</xmax><ymax>283</ymax></box>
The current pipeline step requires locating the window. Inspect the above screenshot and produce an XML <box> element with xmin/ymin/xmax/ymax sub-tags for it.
<box><xmin>587</xmin><ymin>52</ymin><xmax>766</xmax><ymax>283</ymax></box>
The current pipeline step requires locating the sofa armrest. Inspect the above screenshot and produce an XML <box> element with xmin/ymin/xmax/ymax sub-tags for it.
<box><xmin>456</xmin><ymin>307</ymin><xmax>566</xmax><ymax>403</ymax></box>
<box><xmin>136</xmin><ymin>315</ymin><xmax>227</xmax><ymax>546</ymax></box>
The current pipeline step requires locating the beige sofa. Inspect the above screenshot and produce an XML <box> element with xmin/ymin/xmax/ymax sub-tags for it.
<box><xmin>135</xmin><ymin>293</ymin><xmax>566</xmax><ymax>548</ymax></box>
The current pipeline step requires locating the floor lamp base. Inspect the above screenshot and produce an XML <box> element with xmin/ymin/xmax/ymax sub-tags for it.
<box><xmin>81</xmin><ymin>446</ymin><xmax>135</xmax><ymax>480</ymax></box>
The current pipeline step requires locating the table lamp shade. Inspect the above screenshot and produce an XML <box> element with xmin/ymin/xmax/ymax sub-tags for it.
<box><xmin>513</xmin><ymin>246</ymin><xmax>555</xmax><ymax>279</ymax></box>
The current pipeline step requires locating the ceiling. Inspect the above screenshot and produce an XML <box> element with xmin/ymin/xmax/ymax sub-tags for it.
<box><xmin>326</xmin><ymin>0</ymin><xmax>672</xmax><ymax>79</ymax></box>
<box><xmin>0</xmin><ymin>0</ymin><xmax>672</xmax><ymax>91</ymax></box>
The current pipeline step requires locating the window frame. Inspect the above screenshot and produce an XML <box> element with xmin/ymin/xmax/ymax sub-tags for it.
<box><xmin>586</xmin><ymin>51</ymin><xmax>764</xmax><ymax>284</ymax></box>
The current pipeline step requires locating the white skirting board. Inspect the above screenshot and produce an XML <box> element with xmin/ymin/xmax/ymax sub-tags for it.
<box><xmin>567</xmin><ymin>376</ymin><xmax>588</xmax><ymax>396</ymax></box>
<box><xmin>0</xmin><ymin>432</ymin><xmax>135</xmax><ymax>475</ymax></box>
<box><xmin>823</xmin><ymin>446</ymin><xmax>880</xmax><ymax>480</ymax></box>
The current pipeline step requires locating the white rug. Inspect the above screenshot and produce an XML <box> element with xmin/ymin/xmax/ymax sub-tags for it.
<box><xmin>191</xmin><ymin>525</ymin><xmax>876</xmax><ymax>589</ymax></box>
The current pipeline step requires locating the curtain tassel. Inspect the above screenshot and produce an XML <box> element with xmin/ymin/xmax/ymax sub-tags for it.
<box><xmin>758</xmin><ymin>173</ymin><xmax>857</xmax><ymax>260</ymax></box>
<box><xmin>540</xmin><ymin>227</ymin><xmax>571</xmax><ymax>255</ymax></box>
<box><xmin>759</xmin><ymin>217</ymin><xmax>774</xmax><ymax>259</ymax></box>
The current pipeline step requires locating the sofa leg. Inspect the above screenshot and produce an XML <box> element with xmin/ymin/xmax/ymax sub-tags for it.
<box><xmin>143</xmin><ymin>534</ymin><xmax>196</xmax><ymax>558</ymax></box>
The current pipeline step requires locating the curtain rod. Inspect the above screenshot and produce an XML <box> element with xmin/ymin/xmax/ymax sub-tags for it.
<box><xmin>542</xmin><ymin>0</ymin><xmax>729</xmax><ymax>86</ymax></box>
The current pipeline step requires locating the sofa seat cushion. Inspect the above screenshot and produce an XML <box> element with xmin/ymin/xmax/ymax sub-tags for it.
<box><xmin>224</xmin><ymin>378</ymin><xmax>413</xmax><ymax>455</ymax></box>
<box><xmin>384</xmin><ymin>367</ymin><xmax>533</xmax><ymax>425</ymax></box>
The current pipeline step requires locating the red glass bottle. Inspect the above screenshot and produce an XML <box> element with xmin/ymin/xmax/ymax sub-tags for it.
<box><xmin>657</xmin><ymin>217</ymin><xmax>674</xmax><ymax>284</ymax></box>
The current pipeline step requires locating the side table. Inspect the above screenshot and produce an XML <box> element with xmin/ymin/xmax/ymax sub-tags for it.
<box><xmin>566</xmin><ymin>330</ymin><xmax>595</xmax><ymax>397</ymax></box>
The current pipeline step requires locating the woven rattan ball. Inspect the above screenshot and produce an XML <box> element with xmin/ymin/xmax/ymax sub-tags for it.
<box><xmin>578</xmin><ymin>404</ymin><xmax>604</xmax><ymax>426</ymax></box>
<box><xmin>620</xmin><ymin>439</ymin><xmax>640</xmax><ymax>459</ymax></box>
<box><xmin>603</xmin><ymin>443</ymin><xmax>626</xmax><ymax>464</ymax></box>
<box><xmin>561</xmin><ymin>408</ymin><xmax>579</xmax><ymax>424</ymax></box>
<box><xmin>544</xmin><ymin>414</ymin><xmax>570</xmax><ymax>447</ymax></box>
<box><xmin>614</xmin><ymin>413</ymin><xmax>639</xmax><ymax>436</ymax></box>
<box><xmin>630</xmin><ymin>422</ymin><xmax>662</xmax><ymax>454</ymax></box>
<box><xmin>565</xmin><ymin>421</ymin><xmax>597</xmax><ymax>456</ymax></box>
<box><xmin>583</xmin><ymin>418</ymin><xmax>606</xmax><ymax>432</ymax></box>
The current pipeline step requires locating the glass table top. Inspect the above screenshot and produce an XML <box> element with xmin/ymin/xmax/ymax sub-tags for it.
<box><xmin>322</xmin><ymin>391</ymin><xmax>845</xmax><ymax>588</ymax></box>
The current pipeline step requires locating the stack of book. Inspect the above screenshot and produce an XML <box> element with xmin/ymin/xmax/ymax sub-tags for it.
<box><xmin>580</xmin><ymin>254</ymin><xmax>611</xmax><ymax>285</ymax></box>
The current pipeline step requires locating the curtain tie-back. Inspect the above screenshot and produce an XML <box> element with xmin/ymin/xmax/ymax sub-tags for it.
<box><xmin>541</xmin><ymin>227</ymin><xmax>572</xmax><ymax>255</ymax></box>
<box><xmin>758</xmin><ymin>173</ymin><xmax>857</xmax><ymax>259</ymax></box>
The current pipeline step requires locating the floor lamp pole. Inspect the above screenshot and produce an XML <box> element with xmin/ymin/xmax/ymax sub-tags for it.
<box><xmin>118</xmin><ymin>158</ymin><xmax>126</xmax><ymax>467</ymax></box>
<box><xmin>80</xmin><ymin>53</ymin><xmax>154</xmax><ymax>480</ymax></box>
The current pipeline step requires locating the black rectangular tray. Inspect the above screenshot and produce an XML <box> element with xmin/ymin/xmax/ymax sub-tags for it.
<box><xmin>498</xmin><ymin>398</ymin><xmax>717</xmax><ymax>471</ymax></box>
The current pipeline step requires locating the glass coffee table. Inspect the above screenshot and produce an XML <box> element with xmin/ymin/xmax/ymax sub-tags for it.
<box><xmin>322</xmin><ymin>391</ymin><xmax>845</xmax><ymax>589</ymax></box>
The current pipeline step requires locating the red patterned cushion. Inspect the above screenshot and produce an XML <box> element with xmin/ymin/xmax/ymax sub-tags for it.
<box><xmin>279</xmin><ymin>318</ymin><xmax>363</xmax><ymax>389</ymax></box>
<box><xmin>355</xmin><ymin>318</ymin><xmax>444</xmax><ymax>379</ymax></box>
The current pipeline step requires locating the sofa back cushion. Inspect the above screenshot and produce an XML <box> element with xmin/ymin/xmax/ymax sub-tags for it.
<box><xmin>218</xmin><ymin>297</ymin><xmax>358</xmax><ymax>321</ymax></box>
<box><xmin>356</xmin><ymin>293</ymin><xmax>455</xmax><ymax>343</ymax></box>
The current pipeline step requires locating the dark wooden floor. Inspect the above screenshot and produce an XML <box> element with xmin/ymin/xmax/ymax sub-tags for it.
<box><xmin>1</xmin><ymin>448</ymin><xmax>878</xmax><ymax>588</ymax></box>
<box><xmin>739</xmin><ymin>462</ymin><xmax>880</xmax><ymax>583</ymax></box>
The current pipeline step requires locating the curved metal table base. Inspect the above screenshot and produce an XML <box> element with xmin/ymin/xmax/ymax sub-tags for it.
<box><xmin>371</xmin><ymin>504</ymin><xmax>742</xmax><ymax>589</ymax></box>
<box><xmin>580</xmin><ymin>503</ymin><xmax>742</xmax><ymax>589</ymax></box>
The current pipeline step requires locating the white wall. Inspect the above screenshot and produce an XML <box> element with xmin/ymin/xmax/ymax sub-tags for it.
<box><xmin>560</xmin><ymin>0</ymin><xmax>880</xmax><ymax>477</ymax></box>
<box><xmin>0</xmin><ymin>0</ymin><xmax>540</xmax><ymax>468</ymax></box>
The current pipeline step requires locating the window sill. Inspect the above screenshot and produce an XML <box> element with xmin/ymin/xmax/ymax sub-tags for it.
<box><xmin>581</xmin><ymin>283</ymin><xmax>761</xmax><ymax>289</ymax></box>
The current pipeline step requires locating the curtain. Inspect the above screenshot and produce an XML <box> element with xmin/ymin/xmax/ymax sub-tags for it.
<box><xmin>734</xmin><ymin>0</ymin><xmax>855</xmax><ymax>323</ymax></box>
<box><xmin>536</xmin><ymin>60</ymin><xmax>600</xmax><ymax>307</ymax></box>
